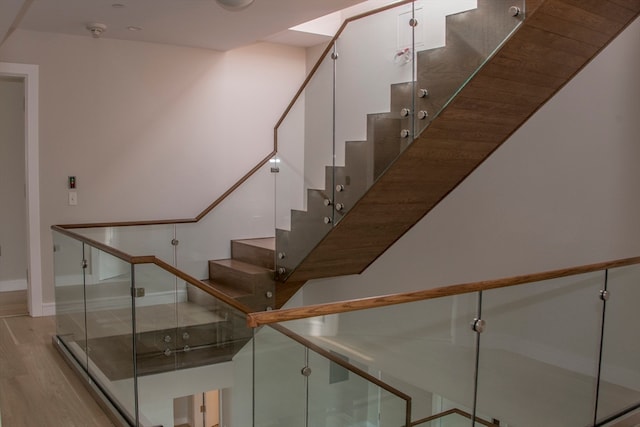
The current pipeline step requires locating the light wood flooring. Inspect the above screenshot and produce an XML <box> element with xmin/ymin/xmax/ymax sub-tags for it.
<box><xmin>0</xmin><ymin>315</ymin><xmax>114</xmax><ymax>427</ymax></box>
<box><xmin>0</xmin><ymin>290</ymin><xmax>28</xmax><ymax>318</ymax></box>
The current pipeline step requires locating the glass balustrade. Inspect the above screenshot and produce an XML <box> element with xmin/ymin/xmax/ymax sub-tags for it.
<box><xmin>58</xmin><ymin>0</ymin><xmax>529</xmax><ymax>305</ymax></box>
<box><xmin>477</xmin><ymin>272</ymin><xmax>605</xmax><ymax>427</ymax></box>
<box><xmin>54</xmin><ymin>231</ymin><xmax>89</xmax><ymax>370</ymax></box>
<box><xmin>132</xmin><ymin>263</ymin><xmax>254</xmax><ymax>427</ymax></box>
<box><xmin>55</xmin><ymin>226</ymin><xmax>640</xmax><ymax>426</ymax></box>
<box><xmin>253</xmin><ymin>324</ymin><xmax>410</xmax><ymax>427</ymax></box>
<box><xmin>257</xmin><ymin>292</ymin><xmax>479</xmax><ymax>426</ymax></box>
<box><xmin>50</xmin><ymin>2</ymin><xmax>640</xmax><ymax>425</ymax></box>
<box><xmin>252</xmin><ymin>262</ymin><xmax>640</xmax><ymax>427</ymax></box>
<box><xmin>54</xmin><ymin>230</ymin><xmax>138</xmax><ymax>425</ymax></box>
<box><xmin>596</xmin><ymin>263</ymin><xmax>640</xmax><ymax>423</ymax></box>
<box><xmin>53</xmin><ymin>230</ymin><xmax>256</xmax><ymax>427</ymax></box>
<box><xmin>274</xmin><ymin>0</ymin><xmax>526</xmax><ymax>278</ymax></box>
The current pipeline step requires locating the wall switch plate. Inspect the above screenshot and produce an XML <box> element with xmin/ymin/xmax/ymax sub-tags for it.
<box><xmin>68</xmin><ymin>191</ymin><xmax>77</xmax><ymax>206</ymax></box>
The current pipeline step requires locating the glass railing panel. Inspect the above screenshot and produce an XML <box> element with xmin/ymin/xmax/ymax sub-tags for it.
<box><xmin>73</xmin><ymin>224</ymin><xmax>176</xmax><ymax>265</ymax></box>
<box><xmin>134</xmin><ymin>262</ymin><xmax>179</xmax><ymax>366</ymax></box>
<box><xmin>334</xmin><ymin>2</ymin><xmax>415</xmax><ymax>220</ymax></box>
<box><xmin>476</xmin><ymin>271</ymin><xmax>605</xmax><ymax>427</ymax></box>
<box><xmin>133</xmin><ymin>262</ymin><xmax>253</xmax><ymax>427</ymax></box>
<box><xmin>275</xmin><ymin>46</ymin><xmax>335</xmax><ymax>279</ymax></box>
<box><xmin>279</xmin><ymin>292</ymin><xmax>480</xmax><ymax>422</ymax></box>
<box><xmin>306</xmin><ymin>348</ymin><xmax>408</xmax><ymax>427</ymax></box>
<box><xmin>274</xmin><ymin>1</ymin><xmax>526</xmax><ymax>278</ymax></box>
<box><xmin>253</xmin><ymin>325</ymin><xmax>307</xmax><ymax>426</ymax></box>
<box><xmin>597</xmin><ymin>264</ymin><xmax>640</xmax><ymax>422</ymax></box>
<box><xmin>416</xmin><ymin>0</ymin><xmax>525</xmax><ymax>128</ymax></box>
<box><xmin>53</xmin><ymin>230</ymin><xmax>88</xmax><ymax>370</ymax></box>
<box><xmin>83</xmin><ymin>244</ymin><xmax>137</xmax><ymax>424</ymax></box>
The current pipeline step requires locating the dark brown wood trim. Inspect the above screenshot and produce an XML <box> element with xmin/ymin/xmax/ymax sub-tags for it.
<box><xmin>58</xmin><ymin>218</ymin><xmax>196</xmax><ymax>229</ymax></box>
<box><xmin>247</xmin><ymin>256</ymin><xmax>640</xmax><ymax>327</ymax></box>
<box><xmin>57</xmin><ymin>151</ymin><xmax>275</xmax><ymax>229</ymax></box>
<box><xmin>269</xmin><ymin>323</ymin><xmax>413</xmax><ymax>404</ymax></box>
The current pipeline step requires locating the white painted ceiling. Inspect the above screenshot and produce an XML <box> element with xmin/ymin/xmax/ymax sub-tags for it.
<box><xmin>15</xmin><ymin>0</ymin><xmax>365</xmax><ymax>51</ymax></box>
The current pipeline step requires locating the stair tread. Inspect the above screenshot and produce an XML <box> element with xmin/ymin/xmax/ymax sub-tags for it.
<box><xmin>232</xmin><ymin>237</ymin><xmax>275</xmax><ymax>251</ymax></box>
<box><xmin>202</xmin><ymin>279</ymin><xmax>253</xmax><ymax>298</ymax></box>
<box><xmin>209</xmin><ymin>258</ymin><xmax>273</xmax><ymax>274</ymax></box>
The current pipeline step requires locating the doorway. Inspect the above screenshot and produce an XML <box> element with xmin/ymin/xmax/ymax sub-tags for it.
<box><xmin>174</xmin><ymin>390</ymin><xmax>221</xmax><ymax>427</ymax></box>
<box><xmin>0</xmin><ymin>76</ymin><xmax>28</xmax><ymax>316</ymax></box>
<box><xmin>0</xmin><ymin>62</ymin><xmax>42</xmax><ymax>317</ymax></box>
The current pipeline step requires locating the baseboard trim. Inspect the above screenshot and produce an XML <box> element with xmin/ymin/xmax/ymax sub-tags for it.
<box><xmin>0</xmin><ymin>279</ymin><xmax>27</xmax><ymax>292</ymax></box>
<box><xmin>41</xmin><ymin>302</ymin><xmax>56</xmax><ymax>317</ymax></box>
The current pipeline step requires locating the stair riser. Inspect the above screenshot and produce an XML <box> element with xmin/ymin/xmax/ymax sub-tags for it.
<box><xmin>231</xmin><ymin>240</ymin><xmax>275</xmax><ymax>269</ymax></box>
<box><xmin>209</xmin><ymin>262</ymin><xmax>273</xmax><ymax>293</ymax></box>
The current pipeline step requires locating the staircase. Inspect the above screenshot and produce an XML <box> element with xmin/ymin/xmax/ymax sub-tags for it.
<box><xmin>275</xmin><ymin>0</ymin><xmax>516</xmax><ymax>284</ymax></box>
<box><xmin>193</xmin><ymin>0</ymin><xmax>640</xmax><ymax>309</ymax></box>
<box><xmin>283</xmin><ymin>0</ymin><xmax>640</xmax><ymax>283</ymax></box>
<box><xmin>205</xmin><ymin>237</ymin><xmax>276</xmax><ymax>311</ymax></box>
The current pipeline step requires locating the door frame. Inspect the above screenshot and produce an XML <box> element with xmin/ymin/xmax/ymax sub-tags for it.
<box><xmin>0</xmin><ymin>62</ymin><xmax>43</xmax><ymax>316</ymax></box>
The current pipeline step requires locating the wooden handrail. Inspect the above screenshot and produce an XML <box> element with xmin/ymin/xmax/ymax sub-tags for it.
<box><xmin>57</xmin><ymin>1</ymin><xmax>416</xmax><ymax>231</ymax></box>
<box><xmin>56</xmin><ymin>152</ymin><xmax>275</xmax><ymax>229</ymax></box>
<box><xmin>52</xmin><ymin>225</ymin><xmax>253</xmax><ymax>315</ymax></box>
<box><xmin>247</xmin><ymin>256</ymin><xmax>640</xmax><ymax>327</ymax></box>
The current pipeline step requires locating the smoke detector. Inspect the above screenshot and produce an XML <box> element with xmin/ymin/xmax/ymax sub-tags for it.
<box><xmin>86</xmin><ymin>23</ymin><xmax>107</xmax><ymax>38</ymax></box>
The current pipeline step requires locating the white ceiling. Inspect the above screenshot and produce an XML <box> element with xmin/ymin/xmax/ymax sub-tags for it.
<box><xmin>12</xmin><ymin>0</ymin><xmax>365</xmax><ymax>51</ymax></box>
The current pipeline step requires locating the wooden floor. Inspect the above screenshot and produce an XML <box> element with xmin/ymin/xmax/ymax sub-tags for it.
<box><xmin>0</xmin><ymin>315</ymin><xmax>114</xmax><ymax>427</ymax></box>
<box><xmin>0</xmin><ymin>290</ymin><xmax>28</xmax><ymax>318</ymax></box>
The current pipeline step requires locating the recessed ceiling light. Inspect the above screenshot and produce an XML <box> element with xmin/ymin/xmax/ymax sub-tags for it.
<box><xmin>216</xmin><ymin>0</ymin><xmax>255</xmax><ymax>11</ymax></box>
<box><xmin>111</xmin><ymin>3</ymin><xmax>126</xmax><ymax>8</ymax></box>
<box><xmin>127</xmin><ymin>26</ymin><xmax>143</xmax><ymax>31</ymax></box>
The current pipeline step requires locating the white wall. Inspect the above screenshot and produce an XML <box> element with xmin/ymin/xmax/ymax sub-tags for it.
<box><xmin>302</xmin><ymin>16</ymin><xmax>640</xmax><ymax>303</ymax></box>
<box><xmin>0</xmin><ymin>77</ymin><xmax>27</xmax><ymax>289</ymax></box>
<box><xmin>0</xmin><ymin>30</ymin><xmax>306</xmax><ymax>305</ymax></box>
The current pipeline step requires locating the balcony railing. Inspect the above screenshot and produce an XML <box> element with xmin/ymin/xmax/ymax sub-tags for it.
<box><xmin>248</xmin><ymin>256</ymin><xmax>640</xmax><ymax>426</ymax></box>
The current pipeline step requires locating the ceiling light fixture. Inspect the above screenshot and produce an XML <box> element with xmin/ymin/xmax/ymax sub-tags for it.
<box><xmin>215</xmin><ymin>0</ymin><xmax>255</xmax><ymax>11</ymax></box>
<box><xmin>127</xmin><ymin>26</ymin><xmax>143</xmax><ymax>31</ymax></box>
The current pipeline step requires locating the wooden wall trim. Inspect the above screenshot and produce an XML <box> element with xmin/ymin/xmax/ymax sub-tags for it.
<box><xmin>247</xmin><ymin>256</ymin><xmax>640</xmax><ymax>327</ymax></box>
